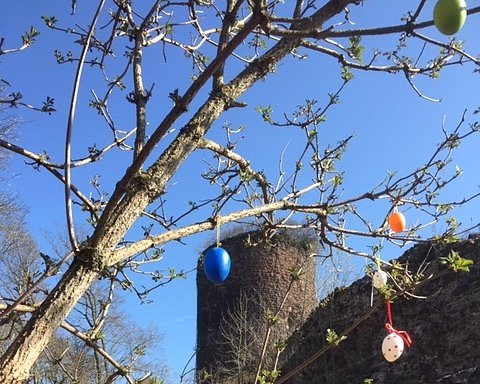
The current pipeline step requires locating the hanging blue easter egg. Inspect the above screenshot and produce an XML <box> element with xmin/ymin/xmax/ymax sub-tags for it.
<box><xmin>204</xmin><ymin>247</ymin><xmax>231</xmax><ymax>284</ymax></box>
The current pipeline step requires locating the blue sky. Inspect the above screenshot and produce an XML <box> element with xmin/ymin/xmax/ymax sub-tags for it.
<box><xmin>1</xmin><ymin>1</ymin><xmax>480</xmax><ymax>381</ymax></box>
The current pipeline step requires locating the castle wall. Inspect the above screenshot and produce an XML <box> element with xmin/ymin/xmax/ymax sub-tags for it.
<box><xmin>281</xmin><ymin>236</ymin><xmax>480</xmax><ymax>384</ymax></box>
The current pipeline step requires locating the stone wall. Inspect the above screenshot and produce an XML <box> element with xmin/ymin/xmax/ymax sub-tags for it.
<box><xmin>281</xmin><ymin>235</ymin><xmax>480</xmax><ymax>384</ymax></box>
<box><xmin>196</xmin><ymin>230</ymin><xmax>318</xmax><ymax>382</ymax></box>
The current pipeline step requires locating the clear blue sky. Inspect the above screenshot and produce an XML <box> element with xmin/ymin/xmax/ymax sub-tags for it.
<box><xmin>1</xmin><ymin>1</ymin><xmax>479</xmax><ymax>382</ymax></box>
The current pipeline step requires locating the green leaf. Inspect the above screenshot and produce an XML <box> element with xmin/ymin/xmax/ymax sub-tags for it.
<box><xmin>347</xmin><ymin>36</ymin><xmax>364</xmax><ymax>63</ymax></box>
<box><xmin>439</xmin><ymin>250</ymin><xmax>474</xmax><ymax>272</ymax></box>
<box><xmin>332</xmin><ymin>174</ymin><xmax>343</xmax><ymax>187</ymax></box>
<box><xmin>326</xmin><ymin>328</ymin><xmax>347</xmax><ymax>346</ymax></box>
<box><xmin>341</xmin><ymin>66</ymin><xmax>354</xmax><ymax>82</ymax></box>
<box><xmin>41</xmin><ymin>16</ymin><xmax>58</xmax><ymax>28</ymax></box>
<box><xmin>21</xmin><ymin>26</ymin><xmax>40</xmax><ymax>47</ymax></box>
<box><xmin>257</xmin><ymin>369</ymin><xmax>281</xmax><ymax>384</ymax></box>
<box><xmin>256</xmin><ymin>105</ymin><xmax>273</xmax><ymax>123</ymax></box>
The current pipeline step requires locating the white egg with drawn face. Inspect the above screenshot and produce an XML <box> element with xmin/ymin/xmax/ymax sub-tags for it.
<box><xmin>372</xmin><ymin>270</ymin><xmax>388</xmax><ymax>289</ymax></box>
<box><xmin>382</xmin><ymin>333</ymin><xmax>404</xmax><ymax>362</ymax></box>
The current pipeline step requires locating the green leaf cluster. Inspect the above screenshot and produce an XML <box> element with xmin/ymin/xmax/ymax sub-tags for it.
<box><xmin>266</xmin><ymin>309</ymin><xmax>281</xmax><ymax>326</ymax></box>
<box><xmin>439</xmin><ymin>250</ymin><xmax>474</xmax><ymax>272</ymax></box>
<box><xmin>256</xmin><ymin>105</ymin><xmax>273</xmax><ymax>123</ymax></box>
<box><xmin>325</xmin><ymin>328</ymin><xmax>347</xmax><ymax>346</ymax></box>
<box><xmin>347</xmin><ymin>36</ymin><xmax>364</xmax><ymax>63</ymax></box>
<box><xmin>257</xmin><ymin>369</ymin><xmax>281</xmax><ymax>384</ymax></box>
<box><xmin>21</xmin><ymin>26</ymin><xmax>39</xmax><ymax>47</ymax></box>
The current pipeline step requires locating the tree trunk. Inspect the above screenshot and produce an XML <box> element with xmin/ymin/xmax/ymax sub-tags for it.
<box><xmin>0</xmin><ymin>257</ymin><xmax>98</xmax><ymax>383</ymax></box>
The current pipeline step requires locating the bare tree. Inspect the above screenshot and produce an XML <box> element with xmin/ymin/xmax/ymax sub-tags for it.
<box><xmin>0</xmin><ymin>1</ymin><xmax>479</xmax><ymax>383</ymax></box>
<box><xmin>217</xmin><ymin>291</ymin><xmax>264</xmax><ymax>383</ymax></box>
<box><xmin>0</xmin><ymin>200</ymin><xmax>41</xmax><ymax>363</ymax></box>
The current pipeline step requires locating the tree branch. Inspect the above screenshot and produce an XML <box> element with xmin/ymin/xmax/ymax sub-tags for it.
<box><xmin>0</xmin><ymin>139</ymin><xmax>98</xmax><ymax>215</ymax></box>
<box><xmin>64</xmin><ymin>0</ymin><xmax>106</xmax><ymax>251</ymax></box>
<box><xmin>197</xmin><ymin>137</ymin><xmax>271</xmax><ymax>205</ymax></box>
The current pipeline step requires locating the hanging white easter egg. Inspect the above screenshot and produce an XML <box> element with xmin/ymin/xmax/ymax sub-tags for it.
<box><xmin>382</xmin><ymin>333</ymin><xmax>404</xmax><ymax>362</ymax></box>
<box><xmin>372</xmin><ymin>270</ymin><xmax>388</xmax><ymax>289</ymax></box>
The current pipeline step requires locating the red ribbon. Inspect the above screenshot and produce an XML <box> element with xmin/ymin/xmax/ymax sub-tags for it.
<box><xmin>385</xmin><ymin>301</ymin><xmax>412</xmax><ymax>348</ymax></box>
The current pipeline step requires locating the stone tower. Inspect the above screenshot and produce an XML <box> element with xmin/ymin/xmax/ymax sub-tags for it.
<box><xmin>196</xmin><ymin>230</ymin><xmax>318</xmax><ymax>383</ymax></box>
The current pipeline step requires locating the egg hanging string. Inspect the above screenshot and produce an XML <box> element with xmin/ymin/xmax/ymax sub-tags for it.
<box><xmin>370</xmin><ymin>256</ymin><xmax>379</xmax><ymax>306</ymax></box>
<box><xmin>216</xmin><ymin>214</ymin><xmax>221</xmax><ymax>247</ymax></box>
<box><xmin>385</xmin><ymin>301</ymin><xmax>412</xmax><ymax>348</ymax></box>
<box><xmin>370</xmin><ymin>255</ymin><xmax>387</xmax><ymax>307</ymax></box>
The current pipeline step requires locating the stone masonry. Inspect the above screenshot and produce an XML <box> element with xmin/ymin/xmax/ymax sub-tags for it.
<box><xmin>196</xmin><ymin>230</ymin><xmax>318</xmax><ymax>383</ymax></box>
<box><xmin>282</xmin><ymin>235</ymin><xmax>480</xmax><ymax>384</ymax></box>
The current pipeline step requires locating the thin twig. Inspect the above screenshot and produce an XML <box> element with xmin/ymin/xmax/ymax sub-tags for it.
<box><xmin>0</xmin><ymin>139</ymin><xmax>98</xmax><ymax>215</ymax></box>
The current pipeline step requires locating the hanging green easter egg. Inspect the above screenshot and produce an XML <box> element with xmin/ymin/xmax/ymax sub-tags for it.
<box><xmin>433</xmin><ymin>0</ymin><xmax>467</xmax><ymax>36</ymax></box>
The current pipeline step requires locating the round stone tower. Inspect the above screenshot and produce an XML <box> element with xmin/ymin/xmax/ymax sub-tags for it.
<box><xmin>196</xmin><ymin>230</ymin><xmax>318</xmax><ymax>383</ymax></box>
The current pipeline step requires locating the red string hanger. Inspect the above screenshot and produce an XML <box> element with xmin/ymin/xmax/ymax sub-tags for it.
<box><xmin>381</xmin><ymin>301</ymin><xmax>412</xmax><ymax>362</ymax></box>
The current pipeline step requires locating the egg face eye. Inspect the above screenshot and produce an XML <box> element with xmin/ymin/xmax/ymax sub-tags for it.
<box><xmin>433</xmin><ymin>0</ymin><xmax>467</xmax><ymax>36</ymax></box>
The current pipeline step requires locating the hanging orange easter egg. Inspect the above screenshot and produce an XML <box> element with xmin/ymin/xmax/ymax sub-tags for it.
<box><xmin>388</xmin><ymin>212</ymin><xmax>406</xmax><ymax>233</ymax></box>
